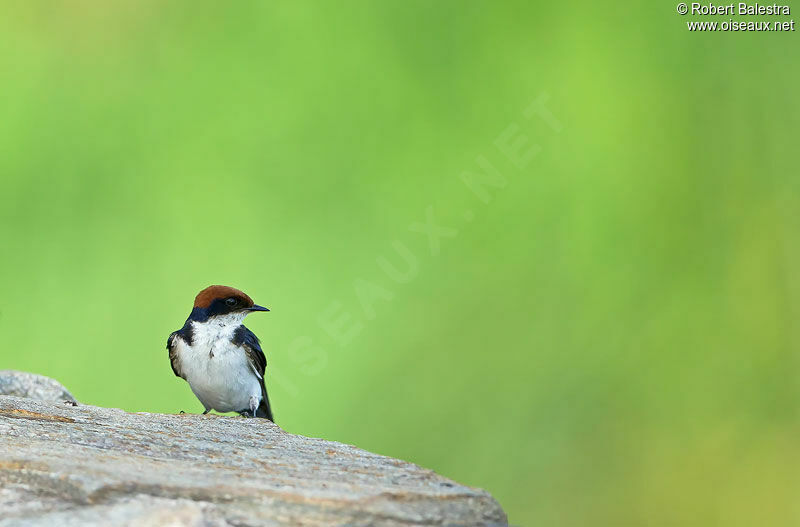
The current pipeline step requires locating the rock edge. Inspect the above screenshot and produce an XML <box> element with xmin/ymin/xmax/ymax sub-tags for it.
<box><xmin>0</xmin><ymin>392</ymin><xmax>506</xmax><ymax>526</ymax></box>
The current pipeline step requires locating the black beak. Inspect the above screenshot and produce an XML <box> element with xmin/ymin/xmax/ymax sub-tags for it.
<box><xmin>248</xmin><ymin>305</ymin><xmax>270</xmax><ymax>312</ymax></box>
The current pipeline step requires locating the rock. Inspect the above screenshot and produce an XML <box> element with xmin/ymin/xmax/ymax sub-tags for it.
<box><xmin>0</xmin><ymin>370</ymin><xmax>77</xmax><ymax>404</ymax></box>
<box><xmin>0</xmin><ymin>393</ymin><xmax>506</xmax><ymax>526</ymax></box>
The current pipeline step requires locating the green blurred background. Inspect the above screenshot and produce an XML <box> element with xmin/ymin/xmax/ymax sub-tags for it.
<box><xmin>1</xmin><ymin>2</ymin><xmax>797</xmax><ymax>525</ymax></box>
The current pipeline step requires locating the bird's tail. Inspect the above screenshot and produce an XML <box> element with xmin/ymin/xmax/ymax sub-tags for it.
<box><xmin>257</xmin><ymin>384</ymin><xmax>274</xmax><ymax>422</ymax></box>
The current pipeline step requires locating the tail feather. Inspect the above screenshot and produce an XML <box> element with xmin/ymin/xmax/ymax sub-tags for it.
<box><xmin>257</xmin><ymin>383</ymin><xmax>274</xmax><ymax>422</ymax></box>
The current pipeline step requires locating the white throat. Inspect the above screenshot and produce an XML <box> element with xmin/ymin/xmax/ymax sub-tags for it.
<box><xmin>204</xmin><ymin>311</ymin><xmax>248</xmax><ymax>328</ymax></box>
<box><xmin>191</xmin><ymin>311</ymin><xmax>249</xmax><ymax>346</ymax></box>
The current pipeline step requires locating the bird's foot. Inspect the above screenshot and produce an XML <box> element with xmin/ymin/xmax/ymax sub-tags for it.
<box><xmin>179</xmin><ymin>410</ymin><xmax>186</xmax><ymax>414</ymax></box>
<box><xmin>202</xmin><ymin>409</ymin><xmax>212</xmax><ymax>415</ymax></box>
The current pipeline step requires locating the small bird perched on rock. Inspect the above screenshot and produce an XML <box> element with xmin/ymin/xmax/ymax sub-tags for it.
<box><xmin>167</xmin><ymin>285</ymin><xmax>274</xmax><ymax>421</ymax></box>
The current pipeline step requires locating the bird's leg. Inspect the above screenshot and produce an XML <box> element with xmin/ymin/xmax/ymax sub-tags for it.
<box><xmin>202</xmin><ymin>409</ymin><xmax>211</xmax><ymax>415</ymax></box>
<box><xmin>249</xmin><ymin>396</ymin><xmax>259</xmax><ymax>418</ymax></box>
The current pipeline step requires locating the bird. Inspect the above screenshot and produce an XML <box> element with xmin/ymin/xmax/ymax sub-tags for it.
<box><xmin>167</xmin><ymin>285</ymin><xmax>274</xmax><ymax>421</ymax></box>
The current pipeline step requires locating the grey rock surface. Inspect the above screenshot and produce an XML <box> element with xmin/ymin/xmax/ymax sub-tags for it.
<box><xmin>0</xmin><ymin>394</ymin><xmax>506</xmax><ymax>526</ymax></box>
<box><xmin>0</xmin><ymin>370</ymin><xmax>77</xmax><ymax>403</ymax></box>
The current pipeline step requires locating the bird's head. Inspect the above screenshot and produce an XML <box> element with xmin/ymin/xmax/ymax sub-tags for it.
<box><xmin>189</xmin><ymin>285</ymin><xmax>269</xmax><ymax>322</ymax></box>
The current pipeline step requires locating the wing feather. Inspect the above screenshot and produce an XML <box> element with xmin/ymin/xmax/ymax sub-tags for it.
<box><xmin>167</xmin><ymin>331</ymin><xmax>185</xmax><ymax>379</ymax></box>
<box><xmin>233</xmin><ymin>325</ymin><xmax>274</xmax><ymax>422</ymax></box>
<box><xmin>234</xmin><ymin>325</ymin><xmax>267</xmax><ymax>378</ymax></box>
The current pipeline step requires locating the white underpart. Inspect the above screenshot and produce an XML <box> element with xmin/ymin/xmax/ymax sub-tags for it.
<box><xmin>174</xmin><ymin>312</ymin><xmax>262</xmax><ymax>414</ymax></box>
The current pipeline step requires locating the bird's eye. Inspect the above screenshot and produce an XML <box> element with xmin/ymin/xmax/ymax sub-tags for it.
<box><xmin>225</xmin><ymin>298</ymin><xmax>237</xmax><ymax>307</ymax></box>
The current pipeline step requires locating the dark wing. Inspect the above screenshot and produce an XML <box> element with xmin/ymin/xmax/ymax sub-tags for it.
<box><xmin>234</xmin><ymin>325</ymin><xmax>266</xmax><ymax>378</ymax></box>
<box><xmin>167</xmin><ymin>331</ymin><xmax>185</xmax><ymax>379</ymax></box>
<box><xmin>233</xmin><ymin>325</ymin><xmax>274</xmax><ymax>422</ymax></box>
<box><xmin>167</xmin><ymin>322</ymin><xmax>194</xmax><ymax>380</ymax></box>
